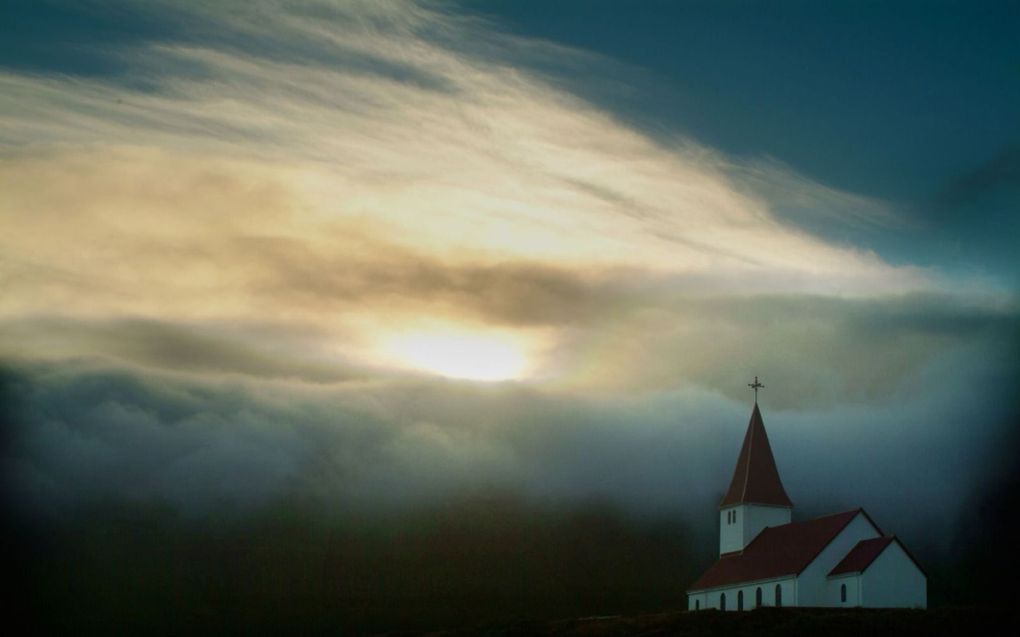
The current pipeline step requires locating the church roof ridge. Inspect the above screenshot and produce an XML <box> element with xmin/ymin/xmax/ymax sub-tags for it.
<box><xmin>688</xmin><ymin>508</ymin><xmax>867</xmax><ymax>592</ymax></box>
<box><xmin>725</xmin><ymin>509</ymin><xmax>861</xmax><ymax>557</ymax></box>
<box><xmin>828</xmin><ymin>534</ymin><xmax>928</xmax><ymax>579</ymax></box>
<box><xmin>719</xmin><ymin>402</ymin><xmax>793</xmax><ymax>509</ymax></box>
<box><xmin>827</xmin><ymin>535</ymin><xmax>895</xmax><ymax>576</ymax></box>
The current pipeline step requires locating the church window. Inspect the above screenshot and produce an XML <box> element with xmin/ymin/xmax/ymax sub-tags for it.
<box><xmin>775</xmin><ymin>584</ymin><xmax>782</xmax><ymax>607</ymax></box>
<box><xmin>737</xmin><ymin>590</ymin><xmax>744</xmax><ymax>610</ymax></box>
<box><xmin>756</xmin><ymin>587</ymin><xmax>762</xmax><ymax>607</ymax></box>
<box><xmin>841</xmin><ymin>583</ymin><xmax>847</xmax><ymax>603</ymax></box>
<box><xmin>720</xmin><ymin>593</ymin><xmax>726</xmax><ymax>611</ymax></box>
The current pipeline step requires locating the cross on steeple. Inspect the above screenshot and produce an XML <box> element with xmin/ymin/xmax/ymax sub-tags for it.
<box><xmin>748</xmin><ymin>376</ymin><xmax>764</xmax><ymax>403</ymax></box>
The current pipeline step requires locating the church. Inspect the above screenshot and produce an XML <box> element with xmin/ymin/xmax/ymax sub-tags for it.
<box><xmin>687</xmin><ymin>381</ymin><xmax>927</xmax><ymax>610</ymax></box>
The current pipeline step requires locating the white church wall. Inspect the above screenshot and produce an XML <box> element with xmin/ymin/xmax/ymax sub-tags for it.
<box><xmin>692</xmin><ymin>586</ymin><xmax>732</xmax><ymax>611</ymax></box>
<box><xmin>826</xmin><ymin>573</ymin><xmax>861</xmax><ymax>606</ymax></box>
<box><xmin>688</xmin><ymin>593</ymin><xmax>704</xmax><ymax>611</ymax></box>
<box><xmin>719</xmin><ymin>507</ymin><xmax>742</xmax><ymax>554</ymax></box>
<box><xmin>719</xmin><ymin>504</ymin><xmax>792</xmax><ymax>554</ymax></box>
<box><xmin>742</xmin><ymin>505</ymin><xmax>792</xmax><ymax>549</ymax></box>
<box><xmin>781</xmin><ymin>578</ymin><xmax>795</xmax><ymax>607</ymax></box>
<box><xmin>688</xmin><ymin>576</ymin><xmax>795</xmax><ymax>611</ymax></box>
<box><xmin>796</xmin><ymin>513</ymin><xmax>881</xmax><ymax>607</ymax></box>
<box><xmin>860</xmin><ymin>542</ymin><xmax>927</xmax><ymax>608</ymax></box>
<box><xmin>749</xmin><ymin>578</ymin><xmax>794</xmax><ymax>608</ymax></box>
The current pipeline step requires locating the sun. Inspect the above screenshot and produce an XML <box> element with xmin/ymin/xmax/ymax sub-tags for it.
<box><xmin>381</xmin><ymin>327</ymin><xmax>532</xmax><ymax>382</ymax></box>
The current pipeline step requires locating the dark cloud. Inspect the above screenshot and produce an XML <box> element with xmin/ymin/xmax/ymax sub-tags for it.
<box><xmin>3</xmin><ymin>347</ymin><xmax>1018</xmax><ymax>627</ymax></box>
<box><xmin>4</xmin><ymin>328</ymin><xmax>1017</xmax><ymax>535</ymax></box>
<box><xmin>234</xmin><ymin>235</ymin><xmax>618</xmax><ymax>326</ymax></box>
<box><xmin>931</xmin><ymin>146</ymin><xmax>1020</xmax><ymax>213</ymax></box>
<box><xmin>0</xmin><ymin>358</ymin><xmax>717</xmax><ymax>518</ymax></box>
<box><xmin>0</xmin><ymin>316</ymin><xmax>369</xmax><ymax>383</ymax></box>
<box><xmin>902</xmin><ymin>146</ymin><xmax>1020</xmax><ymax>282</ymax></box>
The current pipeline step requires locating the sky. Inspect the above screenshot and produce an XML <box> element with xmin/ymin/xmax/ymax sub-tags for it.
<box><xmin>2</xmin><ymin>0</ymin><xmax>1019</xmax><ymax>628</ymax></box>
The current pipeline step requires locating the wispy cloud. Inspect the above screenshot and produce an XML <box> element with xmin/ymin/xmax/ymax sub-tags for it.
<box><xmin>0</xmin><ymin>0</ymin><xmax>958</xmax><ymax>397</ymax></box>
<box><xmin>1</xmin><ymin>1</ymin><xmax>927</xmax><ymax>307</ymax></box>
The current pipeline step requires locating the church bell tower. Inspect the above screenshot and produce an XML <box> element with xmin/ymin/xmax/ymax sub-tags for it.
<box><xmin>719</xmin><ymin>379</ymin><xmax>793</xmax><ymax>555</ymax></box>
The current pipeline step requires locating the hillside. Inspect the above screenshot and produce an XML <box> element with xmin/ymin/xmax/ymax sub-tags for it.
<box><xmin>424</xmin><ymin>607</ymin><xmax>1015</xmax><ymax>637</ymax></box>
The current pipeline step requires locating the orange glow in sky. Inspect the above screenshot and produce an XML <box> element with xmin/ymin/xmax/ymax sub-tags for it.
<box><xmin>380</xmin><ymin>327</ymin><xmax>532</xmax><ymax>382</ymax></box>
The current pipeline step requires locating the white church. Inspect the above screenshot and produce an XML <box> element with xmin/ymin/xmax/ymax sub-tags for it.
<box><xmin>687</xmin><ymin>383</ymin><xmax>927</xmax><ymax>611</ymax></box>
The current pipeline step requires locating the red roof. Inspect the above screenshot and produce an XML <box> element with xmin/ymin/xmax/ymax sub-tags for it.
<box><xmin>828</xmin><ymin>535</ymin><xmax>927</xmax><ymax>578</ymax></box>
<box><xmin>689</xmin><ymin>509</ymin><xmax>875</xmax><ymax>591</ymax></box>
<box><xmin>720</xmin><ymin>403</ymin><xmax>793</xmax><ymax>508</ymax></box>
<box><xmin>828</xmin><ymin>536</ymin><xmax>894</xmax><ymax>576</ymax></box>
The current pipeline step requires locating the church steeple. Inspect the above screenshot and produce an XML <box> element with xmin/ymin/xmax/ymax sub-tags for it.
<box><xmin>718</xmin><ymin>388</ymin><xmax>794</xmax><ymax>555</ymax></box>
<box><xmin>720</xmin><ymin>403</ymin><xmax>793</xmax><ymax>508</ymax></box>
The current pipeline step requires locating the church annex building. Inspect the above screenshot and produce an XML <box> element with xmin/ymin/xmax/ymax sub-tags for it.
<box><xmin>687</xmin><ymin>388</ymin><xmax>927</xmax><ymax>611</ymax></box>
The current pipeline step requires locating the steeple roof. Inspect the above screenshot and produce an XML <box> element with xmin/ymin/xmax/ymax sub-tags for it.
<box><xmin>720</xmin><ymin>403</ymin><xmax>793</xmax><ymax>508</ymax></box>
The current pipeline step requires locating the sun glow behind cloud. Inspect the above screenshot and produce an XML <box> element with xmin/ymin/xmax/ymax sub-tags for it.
<box><xmin>379</xmin><ymin>326</ymin><xmax>535</xmax><ymax>382</ymax></box>
<box><xmin>0</xmin><ymin>0</ymin><xmax>977</xmax><ymax>397</ymax></box>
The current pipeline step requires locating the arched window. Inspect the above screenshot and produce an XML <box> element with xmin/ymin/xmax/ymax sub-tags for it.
<box><xmin>841</xmin><ymin>583</ymin><xmax>847</xmax><ymax>603</ymax></box>
<box><xmin>775</xmin><ymin>584</ymin><xmax>782</xmax><ymax>607</ymax></box>
<box><xmin>720</xmin><ymin>593</ymin><xmax>727</xmax><ymax>611</ymax></box>
<box><xmin>756</xmin><ymin>587</ymin><xmax>763</xmax><ymax>607</ymax></box>
<box><xmin>695</xmin><ymin>599</ymin><xmax>700</xmax><ymax>610</ymax></box>
<box><xmin>737</xmin><ymin>590</ymin><xmax>744</xmax><ymax>611</ymax></box>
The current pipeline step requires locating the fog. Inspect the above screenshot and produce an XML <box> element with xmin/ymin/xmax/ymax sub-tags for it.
<box><xmin>4</xmin><ymin>333</ymin><xmax>1018</xmax><ymax>630</ymax></box>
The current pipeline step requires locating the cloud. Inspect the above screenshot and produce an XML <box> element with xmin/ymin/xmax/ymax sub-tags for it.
<box><xmin>930</xmin><ymin>145</ymin><xmax>1020</xmax><ymax>213</ymax></box>
<box><xmin>2</xmin><ymin>284</ymin><xmax>1015</xmax><ymax>406</ymax></box>
<box><xmin>3</xmin><ymin>340</ymin><xmax>1016</xmax><ymax>549</ymax></box>
<box><xmin>0</xmin><ymin>316</ymin><xmax>372</xmax><ymax>383</ymax></box>
<box><xmin>0</xmin><ymin>1</ymin><xmax>931</xmax><ymax>328</ymax></box>
<box><xmin>914</xmin><ymin>146</ymin><xmax>1020</xmax><ymax>284</ymax></box>
<box><xmin>538</xmin><ymin>291</ymin><xmax>1020</xmax><ymax>406</ymax></box>
<box><xmin>3</xmin><ymin>0</ymin><xmax>972</xmax><ymax>408</ymax></box>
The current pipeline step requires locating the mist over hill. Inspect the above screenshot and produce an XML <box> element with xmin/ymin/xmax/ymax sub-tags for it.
<box><xmin>4</xmin><ymin>360</ymin><xmax>1018</xmax><ymax>633</ymax></box>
